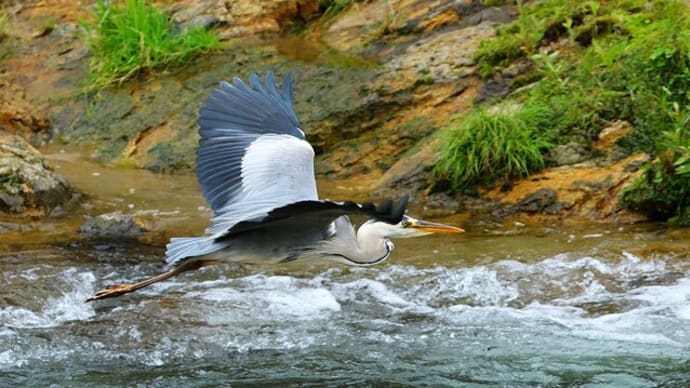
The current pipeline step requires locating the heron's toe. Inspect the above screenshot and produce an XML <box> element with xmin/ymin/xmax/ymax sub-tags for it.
<box><xmin>86</xmin><ymin>284</ymin><xmax>133</xmax><ymax>302</ymax></box>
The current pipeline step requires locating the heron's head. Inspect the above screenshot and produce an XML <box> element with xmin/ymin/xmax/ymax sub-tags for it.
<box><xmin>363</xmin><ymin>215</ymin><xmax>464</xmax><ymax>239</ymax></box>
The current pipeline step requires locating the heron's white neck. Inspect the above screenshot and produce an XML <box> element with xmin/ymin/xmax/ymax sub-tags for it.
<box><xmin>356</xmin><ymin>221</ymin><xmax>395</xmax><ymax>258</ymax></box>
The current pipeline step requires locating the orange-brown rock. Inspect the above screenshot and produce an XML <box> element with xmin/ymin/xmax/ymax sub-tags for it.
<box><xmin>595</xmin><ymin>120</ymin><xmax>633</xmax><ymax>155</ymax></box>
<box><xmin>171</xmin><ymin>0</ymin><xmax>321</xmax><ymax>38</ymax></box>
<box><xmin>482</xmin><ymin>154</ymin><xmax>649</xmax><ymax>224</ymax></box>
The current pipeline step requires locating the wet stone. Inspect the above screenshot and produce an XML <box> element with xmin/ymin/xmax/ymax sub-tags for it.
<box><xmin>547</xmin><ymin>141</ymin><xmax>592</xmax><ymax>166</ymax></box>
<box><xmin>494</xmin><ymin>188</ymin><xmax>563</xmax><ymax>217</ymax></box>
<box><xmin>79</xmin><ymin>211</ymin><xmax>154</xmax><ymax>239</ymax></box>
<box><xmin>0</xmin><ymin>221</ymin><xmax>32</xmax><ymax>233</ymax></box>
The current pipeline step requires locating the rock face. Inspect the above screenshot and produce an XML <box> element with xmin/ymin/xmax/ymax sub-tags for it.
<box><xmin>319</xmin><ymin>0</ymin><xmax>512</xmax><ymax>58</ymax></box>
<box><xmin>483</xmin><ymin>154</ymin><xmax>649</xmax><ymax>223</ymax></box>
<box><xmin>0</xmin><ymin>76</ymin><xmax>51</xmax><ymax>141</ymax></box>
<box><xmin>0</xmin><ymin>132</ymin><xmax>77</xmax><ymax>217</ymax></box>
<box><xmin>479</xmin><ymin>119</ymin><xmax>648</xmax><ymax>223</ymax></box>
<box><xmin>171</xmin><ymin>0</ymin><xmax>320</xmax><ymax>38</ymax></box>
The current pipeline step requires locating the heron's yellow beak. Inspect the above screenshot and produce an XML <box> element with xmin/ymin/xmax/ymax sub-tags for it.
<box><xmin>409</xmin><ymin>218</ymin><xmax>465</xmax><ymax>234</ymax></box>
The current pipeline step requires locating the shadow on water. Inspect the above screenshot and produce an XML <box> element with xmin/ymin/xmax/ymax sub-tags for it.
<box><xmin>1</xmin><ymin>146</ymin><xmax>690</xmax><ymax>386</ymax></box>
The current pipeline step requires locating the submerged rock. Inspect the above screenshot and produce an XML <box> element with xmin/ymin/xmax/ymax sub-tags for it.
<box><xmin>79</xmin><ymin>211</ymin><xmax>154</xmax><ymax>239</ymax></box>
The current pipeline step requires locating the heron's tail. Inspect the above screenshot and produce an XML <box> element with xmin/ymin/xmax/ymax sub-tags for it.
<box><xmin>165</xmin><ymin>236</ymin><xmax>222</xmax><ymax>267</ymax></box>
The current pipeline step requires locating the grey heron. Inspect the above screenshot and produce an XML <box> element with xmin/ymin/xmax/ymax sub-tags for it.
<box><xmin>87</xmin><ymin>72</ymin><xmax>463</xmax><ymax>301</ymax></box>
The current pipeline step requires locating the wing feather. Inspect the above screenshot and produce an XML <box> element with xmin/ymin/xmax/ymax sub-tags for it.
<box><xmin>195</xmin><ymin>72</ymin><xmax>317</xmax><ymax>236</ymax></box>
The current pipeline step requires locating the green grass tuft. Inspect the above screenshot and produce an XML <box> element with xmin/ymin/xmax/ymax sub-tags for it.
<box><xmin>434</xmin><ymin>103</ymin><xmax>554</xmax><ymax>191</ymax></box>
<box><xmin>84</xmin><ymin>0</ymin><xmax>221</xmax><ymax>89</ymax></box>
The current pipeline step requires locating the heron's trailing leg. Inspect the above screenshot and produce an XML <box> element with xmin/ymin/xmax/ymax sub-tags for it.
<box><xmin>86</xmin><ymin>260</ymin><xmax>221</xmax><ymax>301</ymax></box>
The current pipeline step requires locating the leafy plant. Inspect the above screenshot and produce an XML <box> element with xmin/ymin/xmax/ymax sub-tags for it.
<box><xmin>474</xmin><ymin>0</ymin><xmax>646</xmax><ymax>79</ymax></box>
<box><xmin>84</xmin><ymin>0</ymin><xmax>221</xmax><ymax>89</ymax></box>
<box><xmin>621</xmin><ymin>100</ymin><xmax>690</xmax><ymax>225</ymax></box>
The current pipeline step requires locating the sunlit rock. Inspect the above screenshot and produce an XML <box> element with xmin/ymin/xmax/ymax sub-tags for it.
<box><xmin>482</xmin><ymin>154</ymin><xmax>650</xmax><ymax>223</ymax></box>
<box><xmin>0</xmin><ymin>132</ymin><xmax>78</xmax><ymax>217</ymax></box>
<box><xmin>171</xmin><ymin>0</ymin><xmax>320</xmax><ymax>38</ymax></box>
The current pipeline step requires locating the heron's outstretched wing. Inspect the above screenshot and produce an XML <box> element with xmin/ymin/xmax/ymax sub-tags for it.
<box><xmin>196</xmin><ymin>72</ymin><xmax>318</xmax><ymax>235</ymax></box>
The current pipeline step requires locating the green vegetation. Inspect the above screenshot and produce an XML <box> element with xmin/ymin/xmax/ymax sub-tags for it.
<box><xmin>321</xmin><ymin>0</ymin><xmax>353</xmax><ymax>16</ymax></box>
<box><xmin>0</xmin><ymin>169</ymin><xmax>23</xmax><ymax>190</ymax></box>
<box><xmin>480</xmin><ymin>0</ymin><xmax>512</xmax><ymax>8</ymax></box>
<box><xmin>435</xmin><ymin>0</ymin><xmax>690</xmax><ymax>224</ymax></box>
<box><xmin>39</xmin><ymin>17</ymin><xmax>57</xmax><ymax>36</ymax></box>
<box><xmin>0</xmin><ymin>10</ymin><xmax>7</xmax><ymax>41</ymax></box>
<box><xmin>621</xmin><ymin>101</ymin><xmax>690</xmax><ymax>225</ymax></box>
<box><xmin>84</xmin><ymin>0</ymin><xmax>221</xmax><ymax>89</ymax></box>
<box><xmin>435</xmin><ymin>104</ymin><xmax>553</xmax><ymax>190</ymax></box>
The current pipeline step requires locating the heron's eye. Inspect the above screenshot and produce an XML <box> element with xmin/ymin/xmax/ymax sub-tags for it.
<box><xmin>400</xmin><ymin>220</ymin><xmax>411</xmax><ymax>228</ymax></box>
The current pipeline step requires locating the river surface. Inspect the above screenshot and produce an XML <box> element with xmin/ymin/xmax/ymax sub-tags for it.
<box><xmin>1</xmin><ymin>148</ymin><xmax>689</xmax><ymax>386</ymax></box>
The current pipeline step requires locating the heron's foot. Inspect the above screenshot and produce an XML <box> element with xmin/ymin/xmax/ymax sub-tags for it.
<box><xmin>86</xmin><ymin>284</ymin><xmax>135</xmax><ymax>302</ymax></box>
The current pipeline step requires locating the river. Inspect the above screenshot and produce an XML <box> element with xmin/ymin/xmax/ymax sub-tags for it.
<box><xmin>1</xmin><ymin>147</ymin><xmax>689</xmax><ymax>386</ymax></box>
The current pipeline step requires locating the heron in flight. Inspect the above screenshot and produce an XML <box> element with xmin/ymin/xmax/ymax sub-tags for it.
<box><xmin>88</xmin><ymin>72</ymin><xmax>463</xmax><ymax>301</ymax></box>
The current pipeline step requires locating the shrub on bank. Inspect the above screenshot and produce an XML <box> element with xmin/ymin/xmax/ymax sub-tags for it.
<box><xmin>436</xmin><ymin>0</ymin><xmax>690</xmax><ymax>224</ymax></box>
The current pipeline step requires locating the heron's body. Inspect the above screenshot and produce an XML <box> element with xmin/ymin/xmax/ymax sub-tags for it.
<box><xmin>87</xmin><ymin>72</ymin><xmax>463</xmax><ymax>301</ymax></box>
<box><xmin>172</xmin><ymin>215</ymin><xmax>391</xmax><ymax>267</ymax></box>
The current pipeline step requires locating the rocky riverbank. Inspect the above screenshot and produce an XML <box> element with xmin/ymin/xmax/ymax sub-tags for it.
<box><xmin>0</xmin><ymin>0</ymin><xmax>659</xmax><ymax>229</ymax></box>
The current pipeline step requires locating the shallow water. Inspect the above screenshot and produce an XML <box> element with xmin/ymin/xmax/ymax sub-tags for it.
<box><xmin>1</xmin><ymin>149</ymin><xmax>689</xmax><ymax>386</ymax></box>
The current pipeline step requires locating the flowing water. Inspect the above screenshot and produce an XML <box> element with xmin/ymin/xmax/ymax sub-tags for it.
<box><xmin>1</xmin><ymin>148</ymin><xmax>689</xmax><ymax>386</ymax></box>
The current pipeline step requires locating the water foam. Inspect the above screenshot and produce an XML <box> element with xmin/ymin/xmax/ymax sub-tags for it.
<box><xmin>98</xmin><ymin>252</ymin><xmax>688</xmax><ymax>357</ymax></box>
<box><xmin>187</xmin><ymin>274</ymin><xmax>341</xmax><ymax>322</ymax></box>
<box><xmin>0</xmin><ymin>269</ymin><xmax>96</xmax><ymax>330</ymax></box>
<box><xmin>429</xmin><ymin>253</ymin><xmax>688</xmax><ymax>347</ymax></box>
<box><xmin>312</xmin><ymin>253</ymin><xmax>689</xmax><ymax>348</ymax></box>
